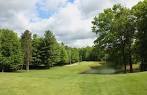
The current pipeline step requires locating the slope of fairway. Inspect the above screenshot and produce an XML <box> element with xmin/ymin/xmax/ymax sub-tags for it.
<box><xmin>0</xmin><ymin>62</ymin><xmax>147</xmax><ymax>95</ymax></box>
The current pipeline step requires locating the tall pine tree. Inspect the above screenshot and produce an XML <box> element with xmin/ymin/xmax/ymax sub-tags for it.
<box><xmin>40</xmin><ymin>30</ymin><xmax>60</xmax><ymax>67</ymax></box>
<box><xmin>21</xmin><ymin>30</ymin><xmax>32</xmax><ymax>71</ymax></box>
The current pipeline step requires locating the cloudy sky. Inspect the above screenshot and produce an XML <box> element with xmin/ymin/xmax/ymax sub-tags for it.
<box><xmin>0</xmin><ymin>0</ymin><xmax>141</xmax><ymax>47</ymax></box>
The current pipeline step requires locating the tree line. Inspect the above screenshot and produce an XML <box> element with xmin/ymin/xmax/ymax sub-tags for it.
<box><xmin>2</xmin><ymin>1</ymin><xmax>147</xmax><ymax>73</ymax></box>
<box><xmin>92</xmin><ymin>0</ymin><xmax>147</xmax><ymax>73</ymax></box>
<box><xmin>0</xmin><ymin>29</ymin><xmax>100</xmax><ymax>72</ymax></box>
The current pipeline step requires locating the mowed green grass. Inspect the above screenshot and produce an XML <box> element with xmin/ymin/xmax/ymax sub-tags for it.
<box><xmin>0</xmin><ymin>62</ymin><xmax>147</xmax><ymax>95</ymax></box>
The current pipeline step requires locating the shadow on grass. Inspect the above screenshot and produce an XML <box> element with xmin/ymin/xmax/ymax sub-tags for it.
<box><xmin>80</xmin><ymin>63</ymin><xmax>141</xmax><ymax>75</ymax></box>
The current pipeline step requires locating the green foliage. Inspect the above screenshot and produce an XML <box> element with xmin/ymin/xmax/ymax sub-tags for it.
<box><xmin>41</xmin><ymin>30</ymin><xmax>60</xmax><ymax>67</ymax></box>
<box><xmin>133</xmin><ymin>0</ymin><xmax>147</xmax><ymax>67</ymax></box>
<box><xmin>21</xmin><ymin>30</ymin><xmax>32</xmax><ymax>71</ymax></box>
<box><xmin>79</xmin><ymin>47</ymin><xmax>92</xmax><ymax>61</ymax></box>
<box><xmin>92</xmin><ymin>4</ymin><xmax>136</xmax><ymax>72</ymax></box>
<box><xmin>79</xmin><ymin>47</ymin><xmax>95</xmax><ymax>61</ymax></box>
<box><xmin>32</xmin><ymin>34</ymin><xmax>42</xmax><ymax>66</ymax></box>
<box><xmin>65</xmin><ymin>46</ymin><xmax>80</xmax><ymax>64</ymax></box>
<box><xmin>59</xmin><ymin>43</ymin><xmax>68</xmax><ymax>65</ymax></box>
<box><xmin>0</xmin><ymin>29</ymin><xmax>23</xmax><ymax>71</ymax></box>
<box><xmin>71</xmin><ymin>48</ymin><xmax>79</xmax><ymax>63</ymax></box>
<box><xmin>90</xmin><ymin>1</ymin><xmax>147</xmax><ymax>72</ymax></box>
<box><xmin>90</xmin><ymin>46</ymin><xmax>105</xmax><ymax>61</ymax></box>
<box><xmin>79</xmin><ymin>46</ymin><xmax>105</xmax><ymax>61</ymax></box>
<box><xmin>31</xmin><ymin>32</ymin><xmax>69</xmax><ymax>67</ymax></box>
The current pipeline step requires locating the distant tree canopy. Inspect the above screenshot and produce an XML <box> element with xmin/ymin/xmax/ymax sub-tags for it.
<box><xmin>59</xmin><ymin>43</ymin><xmax>68</xmax><ymax>65</ymax></box>
<box><xmin>79</xmin><ymin>46</ymin><xmax>103</xmax><ymax>61</ymax></box>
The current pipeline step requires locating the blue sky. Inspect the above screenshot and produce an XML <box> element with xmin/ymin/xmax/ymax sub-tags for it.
<box><xmin>68</xmin><ymin>0</ymin><xmax>74</xmax><ymax>3</ymax></box>
<box><xmin>37</xmin><ymin>0</ymin><xmax>75</xmax><ymax>19</ymax></box>
<box><xmin>36</xmin><ymin>5</ymin><xmax>53</xmax><ymax>19</ymax></box>
<box><xmin>0</xmin><ymin>0</ymin><xmax>141</xmax><ymax>47</ymax></box>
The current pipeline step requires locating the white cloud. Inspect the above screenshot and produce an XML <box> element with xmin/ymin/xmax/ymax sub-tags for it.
<box><xmin>75</xmin><ymin>0</ymin><xmax>114</xmax><ymax>18</ymax></box>
<box><xmin>114</xmin><ymin>0</ymin><xmax>142</xmax><ymax>8</ymax></box>
<box><xmin>0</xmin><ymin>0</ymin><xmax>37</xmax><ymax>12</ymax></box>
<box><xmin>0</xmin><ymin>0</ymin><xmax>38</xmax><ymax>34</ymax></box>
<box><xmin>0</xmin><ymin>0</ymin><xmax>142</xmax><ymax>47</ymax></box>
<box><xmin>38</xmin><ymin>0</ymin><xmax>68</xmax><ymax>12</ymax></box>
<box><xmin>29</xmin><ymin>2</ymin><xmax>96</xmax><ymax>47</ymax></box>
<box><xmin>68</xmin><ymin>38</ymin><xmax>97</xmax><ymax>48</ymax></box>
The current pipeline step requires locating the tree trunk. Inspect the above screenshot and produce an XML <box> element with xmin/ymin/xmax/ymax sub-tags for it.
<box><xmin>21</xmin><ymin>64</ymin><xmax>23</xmax><ymax>71</ymax></box>
<box><xmin>124</xmin><ymin>63</ymin><xmax>127</xmax><ymax>73</ymax></box>
<box><xmin>2</xmin><ymin>66</ymin><xmax>4</xmax><ymax>72</ymax></box>
<box><xmin>122</xmin><ymin>43</ymin><xmax>126</xmax><ymax>73</ymax></box>
<box><xmin>128</xmin><ymin>45</ymin><xmax>133</xmax><ymax>73</ymax></box>
<box><xmin>26</xmin><ymin>60</ymin><xmax>29</xmax><ymax>72</ymax></box>
<box><xmin>129</xmin><ymin>55</ymin><xmax>133</xmax><ymax>73</ymax></box>
<box><xmin>140</xmin><ymin>58</ymin><xmax>147</xmax><ymax>71</ymax></box>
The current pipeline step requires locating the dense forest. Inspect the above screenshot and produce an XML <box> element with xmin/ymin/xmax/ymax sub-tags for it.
<box><xmin>1</xmin><ymin>0</ymin><xmax>147</xmax><ymax>73</ymax></box>
<box><xmin>0</xmin><ymin>29</ymin><xmax>100</xmax><ymax>72</ymax></box>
